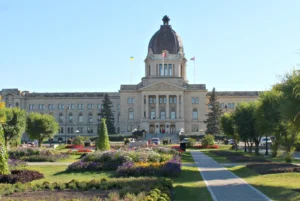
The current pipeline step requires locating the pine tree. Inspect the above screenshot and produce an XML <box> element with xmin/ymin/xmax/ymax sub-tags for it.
<box><xmin>99</xmin><ymin>94</ymin><xmax>116</xmax><ymax>134</ymax></box>
<box><xmin>97</xmin><ymin>118</ymin><xmax>110</xmax><ymax>151</ymax></box>
<box><xmin>205</xmin><ymin>87</ymin><xmax>223</xmax><ymax>135</ymax></box>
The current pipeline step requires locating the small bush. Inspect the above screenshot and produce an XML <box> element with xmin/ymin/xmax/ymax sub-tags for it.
<box><xmin>202</xmin><ymin>134</ymin><xmax>215</xmax><ymax>147</ymax></box>
<box><xmin>186</xmin><ymin>138</ymin><xmax>196</xmax><ymax>148</ymax></box>
<box><xmin>73</xmin><ymin>136</ymin><xmax>85</xmax><ymax>146</ymax></box>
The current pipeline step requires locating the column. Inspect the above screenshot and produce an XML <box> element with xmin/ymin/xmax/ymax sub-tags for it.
<box><xmin>156</xmin><ymin>94</ymin><xmax>159</xmax><ymax>119</ymax></box>
<box><xmin>141</xmin><ymin>93</ymin><xmax>144</xmax><ymax>119</ymax></box>
<box><xmin>146</xmin><ymin>95</ymin><xmax>149</xmax><ymax>119</ymax></box>
<box><xmin>181</xmin><ymin>93</ymin><xmax>184</xmax><ymax>118</ymax></box>
<box><xmin>166</xmin><ymin>95</ymin><xmax>169</xmax><ymax>119</ymax></box>
<box><xmin>176</xmin><ymin>94</ymin><xmax>179</xmax><ymax>119</ymax></box>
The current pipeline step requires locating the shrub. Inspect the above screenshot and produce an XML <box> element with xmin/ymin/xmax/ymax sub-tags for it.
<box><xmin>97</xmin><ymin>118</ymin><xmax>110</xmax><ymax>151</ymax></box>
<box><xmin>0</xmin><ymin>170</ymin><xmax>44</xmax><ymax>184</ymax></box>
<box><xmin>186</xmin><ymin>138</ymin><xmax>196</xmax><ymax>148</ymax></box>
<box><xmin>202</xmin><ymin>134</ymin><xmax>215</xmax><ymax>147</ymax></box>
<box><xmin>73</xmin><ymin>136</ymin><xmax>85</xmax><ymax>146</ymax></box>
<box><xmin>8</xmin><ymin>159</ymin><xmax>27</xmax><ymax>170</ymax></box>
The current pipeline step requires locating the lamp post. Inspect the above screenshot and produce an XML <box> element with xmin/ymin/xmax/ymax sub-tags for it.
<box><xmin>65</xmin><ymin>106</ymin><xmax>70</xmax><ymax>144</ymax></box>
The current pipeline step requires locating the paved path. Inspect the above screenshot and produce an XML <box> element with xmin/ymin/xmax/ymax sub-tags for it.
<box><xmin>191</xmin><ymin>151</ymin><xmax>272</xmax><ymax>201</ymax></box>
<box><xmin>27</xmin><ymin>162</ymin><xmax>72</xmax><ymax>166</ymax></box>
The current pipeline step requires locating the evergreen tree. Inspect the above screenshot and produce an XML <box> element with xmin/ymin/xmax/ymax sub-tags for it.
<box><xmin>205</xmin><ymin>88</ymin><xmax>223</xmax><ymax>135</ymax></box>
<box><xmin>97</xmin><ymin>118</ymin><xmax>110</xmax><ymax>151</ymax></box>
<box><xmin>99</xmin><ymin>93</ymin><xmax>116</xmax><ymax>134</ymax></box>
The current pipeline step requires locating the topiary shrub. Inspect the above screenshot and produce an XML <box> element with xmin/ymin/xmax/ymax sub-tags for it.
<box><xmin>202</xmin><ymin>134</ymin><xmax>215</xmax><ymax>147</ymax></box>
<box><xmin>96</xmin><ymin>118</ymin><xmax>110</xmax><ymax>151</ymax></box>
<box><xmin>72</xmin><ymin>136</ymin><xmax>85</xmax><ymax>146</ymax></box>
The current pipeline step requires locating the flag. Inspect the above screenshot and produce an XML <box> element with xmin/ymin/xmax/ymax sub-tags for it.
<box><xmin>190</xmin><ymin>57</ymin><xmax>195</xmax><ymax>61</ymax></box>
<box><xmin>130</xmin><ymin>56</ymin><xmax>134</xmax><ymax>61</ymax></box>
<box><xmin>162</xmin><ymin>52</ymin><xmax>166</xmax><ymax>57</ymax></box>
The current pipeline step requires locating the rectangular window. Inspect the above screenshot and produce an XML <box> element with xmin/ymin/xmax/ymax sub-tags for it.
<box><xmin>159</xmin><ymin>64</ymin><xmax>163</xmax><ymax>76</ymax></box>
<box><xmin>164</xmin><ymin>64</ymin><xmax>168</xmax><ymax>76</ymax></box>
<box><xmin>150</xmin><ymin>111</ymin><xmax>155</xmax><ymax>119</ymax></box>
<box><xmin>149</xmin><ymin>97</ymin><xmax>153</xmax><ymax>104</ymax></box>
<box><xmin>78</xmin><ymin>104</ymin><xmax>84</xmax><ymax>110</ymax></box>
<box><xmin>170</xmin><ymin>97</ymin><xmax>173</xmax><ymax>104</ymax></box>
<box><xmin>171</xmin><ymin>111</ymin><xmax>176</xmax><ymax>119</ymax></box>
<box><xmin>195</xmin><ymin>98</ymin><xmax>199</xmax><ymax>104</ymax></box>
<box><xmin>131</xmin><ymin>98</ymin><xmax>135</xmax><ymax>104</ymax></box>
<box><xmin>79</xmin><ymin>116</ymin><xmax>83</xmax><ymax>123</ymax></box>
<box><xmin>159</xmin><ymin>97</ymin><xmax>163</xmax><ymax>104</ymax></box>
<box><xmin>192</xmin><ymin>98</ymin><xmax>195</xmax><ymax>104</ymax></box>
<box><xmin>174</xmin><ymin>97</ymin><xmax>177</xmax><ymax>104</ymax></box>
<box><xmin>117</xmin><ymin>104</ymin><xmax>120</xmax><ymax>112</ymax></box>
<box><xmin>97</xmin><ymin>104</ymin><xmax>101</xmax><ymax>109</ymax></box>
<box><xmin>88</xmin><ymin>104</ymin><xmax>91</xmax><ymax>109</ymax></box>
<box><xmin>168</xmin><ymin>64</ymin><xmax>172</xmax><ymax>76</ymax></box>
<box><xmin>154</xmin><ymin>97</ymin><xmax>156</xmax><ymax>104</ymax></box>
<box><xmin>127</xmin><ymin>98</ymin><xmax>131</xmax><ymax>104</ymax></box>
<box><xmin>163</xmin><ymin>97</ymin><xmax>166</xmax><ymax>103</ymax></box>
<box><xmin>38</xmin><ymin>104</ymin><xmax>44</xmax><ymax>110</ymax></box>
<box><xmin>71</xmin><ymin>104</ymin><xmax>75</xmax><ymax>110</ymax></box>
<box><xmin>160</xmin><ymin>111</ymin><xmax>166</xmax><ymax>120</ymax></box>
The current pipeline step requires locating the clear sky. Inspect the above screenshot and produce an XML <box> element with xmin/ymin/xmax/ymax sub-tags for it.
<box><xmin>0</xmin><ymin>0</ymin><xmax>299</xmax><ymax>93</ymax></box>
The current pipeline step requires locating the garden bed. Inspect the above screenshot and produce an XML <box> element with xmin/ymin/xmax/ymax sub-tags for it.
<box><xmin>246</xmin><ymin>163</ymin><xmax>300</xmax><ymax>174</ymax></box>
<box><xmin>210</xmin><ymin>150</ymin><xmax>269</xmax><ymax>162</ymax></box>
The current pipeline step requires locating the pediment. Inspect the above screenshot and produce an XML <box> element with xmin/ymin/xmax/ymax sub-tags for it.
<box><xmin>140</xmin><ymin>82</ymin><xmax>185</xmax><ymax>91</ymax></box>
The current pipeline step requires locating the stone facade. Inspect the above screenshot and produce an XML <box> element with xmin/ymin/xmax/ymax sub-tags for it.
<box><xmin>0</xmin><ymin>16</ymin><xmax>260</xmax><ymax>141</ymax></box>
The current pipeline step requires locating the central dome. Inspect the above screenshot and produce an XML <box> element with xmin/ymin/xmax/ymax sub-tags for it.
<box><xmin>148</xmin><ymin>15</ymin><xmax>183</xmax><ymax>54</ymax></box>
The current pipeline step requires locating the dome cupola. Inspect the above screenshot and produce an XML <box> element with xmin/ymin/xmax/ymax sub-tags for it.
<box><xmin>148</xmin><ymin>15</ymin><xmax>183</xmax><ymax>54</ymax></box>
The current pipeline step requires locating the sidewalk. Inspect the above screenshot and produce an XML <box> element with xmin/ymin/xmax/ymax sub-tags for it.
<box><xmin>190</xmin><ymin>151</ymin><xmax>272</xmax><ymax>201</ymax></box>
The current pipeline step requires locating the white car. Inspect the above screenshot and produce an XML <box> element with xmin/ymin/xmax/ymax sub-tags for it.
<box><xmin>259</xmin><ymin>137</ymin><xmax>272</xmax><ymax>146</ymax></box>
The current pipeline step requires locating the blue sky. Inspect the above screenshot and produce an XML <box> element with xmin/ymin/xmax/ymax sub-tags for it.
<box><xmin>0</xmin><ymin>0</ymin><xmax>299</xmax><ymax>92</ymax></box>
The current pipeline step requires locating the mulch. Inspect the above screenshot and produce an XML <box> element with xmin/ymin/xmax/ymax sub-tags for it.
<box><xmin>246</xmin><ymin>163</ymin><xmax>300</xmax><ymax>174</ymax></box>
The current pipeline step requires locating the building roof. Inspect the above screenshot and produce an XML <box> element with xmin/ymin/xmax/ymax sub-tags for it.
<box><xmin>148</xmin><ymin>15</ymin><xmax>183</xmax><ymax>54</ymax></box>
<box><xmin>207</xmin><ymin>91</ymin><xmax>261</xmax><ymax>97</ymax></box>
<box><xmin>24</xmin><ymin>92</ymin><xmax>119</xmax><ymax>98</ymax></box>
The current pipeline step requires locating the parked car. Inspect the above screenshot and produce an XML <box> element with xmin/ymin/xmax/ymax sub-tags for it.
<box><xmin>182</xmin><ymin>138</ymin><xmax>189</xmax><ymax>143</ymax></box>
<box><xmin>151</xmin><ymin>138</ymin><xmax>160</xmax><ymax>145</ymax></box>
<box><xmin>228</xmin><ymin>139</ymin><xmax>235</xmax><ymax>145</ymax></box>
<box><xmin>259</xmin><ymin>137</ymin><xmax>272</xmax><ymax>146</ymax></box>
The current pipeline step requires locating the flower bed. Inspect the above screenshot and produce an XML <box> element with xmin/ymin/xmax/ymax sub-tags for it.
<box><xmin>246</xmin><ymin>163</ymin><xmax>300</xmax><ymax>174</ymax></box>
<box><xmin>67</xmin><ymin>147</ymin><xmax>179</xmax><ymax>173</ymax></box>
<box><xmin>116</xmin><ymin>156</ymin><xmax>182</xmax><ymax>177</ymax></box>
<box><xmin>0</xmin><ymin>170</ymin><xmax>44</xmax><ymax>184</ymax></box>
<box><xmin>194</xmin><ymin>144</ymin><xmax>219</xmax><ymax>149</ymax></box>
<box><xmin>211</xmin><ymin>150</ymin><xmax>269</xmax><ymax>162</ymax></box>
<box><xmin>65</xmin><ymin>144</ymin><xmax>84</xmax><ymax>149</ymax></box>
<box><xmin>8</xmin><ymin>147</ymin><xmax>70</xmax><ymax>162</ymax></box>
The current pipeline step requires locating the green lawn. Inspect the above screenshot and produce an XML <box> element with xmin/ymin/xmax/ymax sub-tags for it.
<box><xmin>227</xmin><ymin>166</ymin><xmax>300</xmax><ymax>201</ymax></box>
<box><xmin>172</xmin><ymin>152</ymin><xmax>213</xmax><ymax>201</ymax></box>
<box><xmin>26</xmin><ymin>165</ymin><xmax>114</xmax><ymax>184</ymax></box>
<box><xmin>56</xmin><ymin>154</ymin><xmax>81</xmax><ymax>163</ymax></box>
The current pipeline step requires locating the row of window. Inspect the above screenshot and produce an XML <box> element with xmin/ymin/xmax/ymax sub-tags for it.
<box><xmin>128</xmin><ymin>108</ymin><xmax>198</xmax><ymax>120</ymax></box>
<box><xmin>127</xmin><ymin>98</ymin><xmax>135</xmax><ymax>104</ymax></box>
<box><xmin>191</xmin><ymin>97</ymin><xmax>199</xmax><ymax>104</ymax></box>
<box><xmin>147</xmin><ymin>97</ymin><xmax>178</xmax><ymax>104</ymax></box>
<box><xmin>159</xmin><ymin>64</ymin><xmax>174</xmax><ymax>76</ymax></box>
<box><xmin>28</xmin><ymin>104</ymin><xmax>116</xmax><ymax>110</ymax></box>
<box><xmin>219</xmin><ymin>103</ymin><xmax>235</xmax><ymax>109</ymax></box>
<box><xmin>58</xmin><ymin>127</ymin><xmax>94</xmax><ymax>134</ymax></box>
<box><xmin>58</xmin><ymin>113</ymin><xmax>98</xmax><ymax>123</ymax></box>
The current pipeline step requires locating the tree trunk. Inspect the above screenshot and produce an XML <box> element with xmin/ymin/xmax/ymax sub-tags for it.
<box><xmin>255</xmin><ymin>141</ymin><xmax>260</xmax><ymax>156</ymax></box>
<box><xmin>38</xmin><ymin>138</ymin><xmax>43</xmax><ymax>147</ymax></box>
<box><xmin>244</xmin><ymin>141</ymin><xmax>247</xmax><ymax>152</ymax></box>
<box><xmin>249</xmin><ymin>142</ymin><xmax>253</xmax><ymax>154</ymax></box>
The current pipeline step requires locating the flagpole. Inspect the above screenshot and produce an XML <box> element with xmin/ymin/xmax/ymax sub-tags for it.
<box><xmin>130</xmin><ymin>60</ymin><xmax>132</xmax><ymax>84</ymax></box>
<box><xmin>194</xmin><ymin>59</ymin><xmax>196</xmax><ymax>84</ymax></box>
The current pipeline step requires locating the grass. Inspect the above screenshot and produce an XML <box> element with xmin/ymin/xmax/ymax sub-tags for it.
<box><xmin>56</xmin><ymin>154</ymin><xmax>81</xmax><ymax>163</ymax></box>
<box><xmin>172</xmin><ymin>152</ymin><xmax>213</xmax><ymax>201</ymax></box>
<box><xmin>25</xmin><ymin>165</ymin><xmax>114</xmax><ymax>184</ymax></box>
<box><xmin>227</xmin><ymin>165</ymin><xmax>300</xmax><ymax>201</ymax></box>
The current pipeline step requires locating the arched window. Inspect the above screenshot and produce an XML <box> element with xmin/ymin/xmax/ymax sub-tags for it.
<box><xmin>78</xmin><ymin>112</ymin><xmax>83</xmax><ymax>123</ymax></box>
<box><xmin>59</xmin><ymin>113</ymin><xmax>64</xmax><ymax>123</ymax></box>
<box><xmin>150</xmin><ymin>108</ymin><xmax>156</xmax><ymax>119</ymax></box>
<box><xmin>168</xmin><ymin>64</ymin><xmax>172</xmax><ymax>76</ymax></box>
<box><xmin>128</xmin><ymin>108</ymin><xmax>134</xmax><ymax>120</ymax></box>
<box><xmin>88</xmin><ymin>113</ymin><xmax>93</xmax><ymax>123</ymax></box>
<box><xmin>68</xmin><ymin>112</ymin><xmax>73</xmax><ymax>123</ymax></box>
<box><xmin>192</xmin><ymin>108</ymin><xmax>198</xmax><ymax>120</ymax></box>
<box><xmin>160</xmin><ymin>109</ymin><xmax>166</xmax><ymax>120</ymax></box>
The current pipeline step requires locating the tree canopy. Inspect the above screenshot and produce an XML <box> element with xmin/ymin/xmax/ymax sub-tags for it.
<box><xmin>26</xmin><ymin>112</ymin><xmax>59</xmax><ymax>147</ymax></box>
<box><xmin>206</xmin><ymin>87</ymin><xmax>222</xmax><ymax>135</ymax></box>
<box><xmin>99</xmin><ymin>94</ymin><xmax>116</xmax><ymax>134</ymax></box>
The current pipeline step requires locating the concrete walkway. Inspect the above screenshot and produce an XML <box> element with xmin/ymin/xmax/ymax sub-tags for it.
<box><xmin>191</xmin><ymin>151</ymin><xmax>272</xmax><ymax>201</ymax></box>
<box><xmin>27</xmin><ymin>162</ymin><xmax>72</xmax><ymax>166</ymax></box>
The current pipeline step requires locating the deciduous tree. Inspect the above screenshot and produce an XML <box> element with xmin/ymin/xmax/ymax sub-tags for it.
<box><xmin>26</xmin><ymin>113</ymin><xmax>59</xmax><ymax>147</ymax></box>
